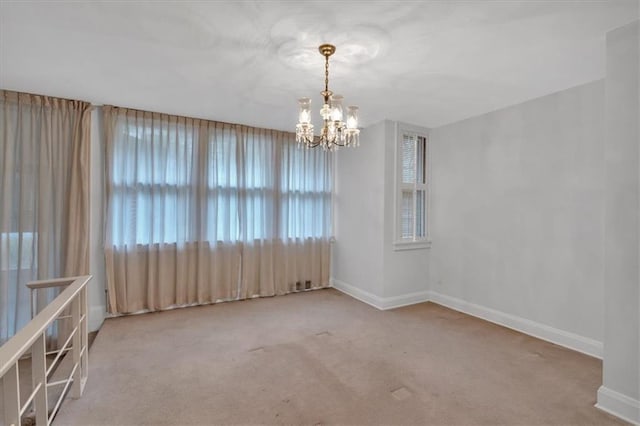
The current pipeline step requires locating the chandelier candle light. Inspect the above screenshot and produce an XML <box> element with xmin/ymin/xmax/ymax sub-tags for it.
<box><xmin>296</xmin><ymin>44</ymin><xmax>360</xmax><ymax>150</ymax></box>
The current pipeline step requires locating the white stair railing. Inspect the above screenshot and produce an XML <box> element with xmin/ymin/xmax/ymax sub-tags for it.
<box><xmin>0</xmin><ymin>275</ymin><xmax>91</xmax><ymax>426</ymax></box>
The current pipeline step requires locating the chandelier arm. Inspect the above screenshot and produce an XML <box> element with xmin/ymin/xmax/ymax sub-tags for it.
<box><xmin>325</xmin><ymin>135</ymin><xmax>348</xmax><ymax>147</ymax></box>
<box><xmin>306</xmin><ymin>136</ymin><xmax>322</xmax><ymax>148</ymax></box>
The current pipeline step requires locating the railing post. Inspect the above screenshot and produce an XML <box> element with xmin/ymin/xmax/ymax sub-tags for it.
<box><xmin>3</xmin><ymin>362</ymin><xmax>20</xmax><ymax>426</ymax></box>
<box><xmin>80</xmin><ymin>286</ymin><xmax>89</xmax><ymax>389</ymax></box>
<box><xmin>32</xmin><ymin>332</ymin><xmax>49</xmax><ymax>425</ymax></box>
<box><xmin>70</xmin><ymin>294</ymin><xmax>82</xmax><ymax>399</ymax></box>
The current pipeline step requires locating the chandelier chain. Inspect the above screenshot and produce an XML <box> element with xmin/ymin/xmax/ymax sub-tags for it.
<box><xmin>324</xmin><ymin>54</ymin><xmax>330</xmax><ymax>99</ymax></box>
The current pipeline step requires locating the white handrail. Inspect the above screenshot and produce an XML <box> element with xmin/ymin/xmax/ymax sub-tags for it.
<box><xmin>0</xmin><ymin>276</ymin><xmax>89</xmax><ymax>376</ymax></box>
<box><xmin>25</xmin><ymin>277</ymin><xmax>80</xmax><ymax>290</ymax></box>
<box><xmin>0</xmin><ymin>275</ymin><xmax>91</xmax><ymax>426</ymax></box>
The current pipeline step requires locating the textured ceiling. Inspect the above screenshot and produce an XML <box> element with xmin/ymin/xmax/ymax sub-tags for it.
<box><xmin>0</xmin><ymin>1</ymin><xmax>637</xmax><ymax>131</ymax></box>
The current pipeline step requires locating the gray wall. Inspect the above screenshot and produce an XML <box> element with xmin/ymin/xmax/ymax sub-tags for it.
<box><xmin>332</xmin><ymin>121</ymin><xmax>386</xmax><ymax>297</ymax></box>
<box><xmin>333</xmin><ymin>120</ymin><xmax>431</xmax><ymax>302</ymax></box>
<box><xmin>598</xmin><ymin>20</ymin><xmax>639</xmax><ymax>423</ymax></box>
<box><xmin>89</xmin><ymin>108</ymin><xmax>106</xmax><ymax>331</ymax></box>
<box><xmin>429</xmin><ymin>80</ymin><xmax>605</xmax><ymax>343</ymax></box>
<box><xmin>382</xmin><ymin>121</ymin><xmax>430</xmax><ymax>298</ymax></box>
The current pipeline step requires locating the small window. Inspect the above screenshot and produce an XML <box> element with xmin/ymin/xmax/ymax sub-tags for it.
<box><xmin>0</xmin><ymin>232</ymin><xmax>37</xmax><ymax>271</ymax></box>
<box><xmin>395</xmin><ymin>128</ymin><xmax>429</xmax><ymax>250</ymax></box>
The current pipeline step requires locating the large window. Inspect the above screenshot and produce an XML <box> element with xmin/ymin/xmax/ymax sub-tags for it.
<box><xmin>107</xmin><ymin>113</ymin><xmax>332</xmax><ymax>248</ymax></box>
<box><xmin>103</xmin><ymin>107</ymin><xmax>333</xmax><ymax>313</ymax></box>
<box><xmin>1</xmin><ymin>91</ymin><xmax>91</xmax><ymax>343</ymax></box>
<box><xmin>395</xmin><ymin>126</ymin><xmax>430</xmax><ymax>250</ymax></box>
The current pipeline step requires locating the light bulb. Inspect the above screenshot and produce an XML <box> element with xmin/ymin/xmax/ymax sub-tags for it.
<box><xmin>298</xmin><ymin>98</ymin><xmax>311</xmax><ymax>124</ymax></box>
<box><xmin>346</xmin><ymin>106</ymin><xmax>359</xmax><ymax>129</ymax></box>
<box><xmin>330</xmin><ymin>95</ymin><xmax>344</xmax><ymax>122</ymax></box>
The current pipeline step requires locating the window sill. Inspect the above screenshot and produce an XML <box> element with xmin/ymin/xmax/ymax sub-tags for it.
<box><xmin>393</xmin><ymin>240</ymin><xmax>431</xmax><ymax>251</ymax></box>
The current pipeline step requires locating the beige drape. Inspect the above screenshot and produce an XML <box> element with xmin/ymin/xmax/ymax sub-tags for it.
<box><xmin>0</xmin><ymin>91</ymin><xmax>91</xmax><ymax>343</ymax></box>
<box><xmin>103</xmin><ymin>106</ymin><xmax>331</xmax><ymax>314</ymax></box>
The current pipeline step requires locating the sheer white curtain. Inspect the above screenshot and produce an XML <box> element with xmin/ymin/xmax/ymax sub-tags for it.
<box><xmin>103</xmin><ymin>107</ymin><xmax>331</xmax><ymax>314</ymax></box>
<box><xmin>0</xmin><ymin>91</ymin><xmax>91</xmax><ymax>344</ymax></box>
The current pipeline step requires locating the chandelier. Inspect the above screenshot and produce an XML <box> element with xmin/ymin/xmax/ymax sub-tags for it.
<box><xmin>296</xmin><ymin>44</ymin><xmax>360</xmax><ymax>150</ymax></box>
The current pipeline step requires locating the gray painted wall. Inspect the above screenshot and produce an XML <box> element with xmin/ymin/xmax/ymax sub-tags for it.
<box><xmin>89</xmin><ymin>108</ymin><xmax>107</xmax><ymax>332</ymax></box>
<box><xmin>333</xmin><ymin>121</ymin><xmax>386</xmax><ymax>297</ymax></box>
<box><xmin>382</xmin><ymin>121</ymin><xmax>430</xmax><ymax>298</ymax></box>
<box><xmin>333</xmin><ymin>119</ymin><xmax>431</xmax><ymax>301</ymax></box>
<box><xmin>599</xmin><ymin>20</ymin><xmax>639</xmax><ymax>419</ymax></box>
<box><xmin>429</xmin><ymin>80</ymin><xmax>606</xmax><ymax>342</ymax></box>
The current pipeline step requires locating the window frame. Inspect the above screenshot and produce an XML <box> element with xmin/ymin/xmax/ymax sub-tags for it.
<box><xmin>393</xmin><ymin>123</ymin><xmax>431</xmax><ymax>251</ymax></box>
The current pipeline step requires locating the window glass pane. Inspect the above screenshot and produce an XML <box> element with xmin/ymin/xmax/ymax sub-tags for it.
<box><xmin>402</xmin><ymin>134</ymin><xmax>415</xmax><ymax>184</ymax></box>
<box><xmin>244</xmin><ymin>135</ymin><xmax>269</xmax><ymax>190</ymax></box>
<box><xmin>401</xmin><ymin>190</ymin><xmax>414</xmax><ymax>239</ymax></box>
<box><xmin>417</xmin><ymin>136</ymin><xmax>426</xmax><ymax>184</ymax></box>
<box><xmin>209</xmin><ymin>127</ymin><xmax>237</xmax><ymax>189</ymax></box>
<box><xmin>397</xmin><ymin>130</ymin><xmax>428</xmax><ymax>243</ymax></box>
<box><xmin>280</xmin><ymin>141</ymin><xmax>331</xmax><ymax>239</ymax></box>
<box><xmin>0</xmin><ymin>232</ymin><xmax>37</xmax><ymax>271</ymax></box>
<box><xmin>207</xmin><ymin>190</ymin><xmax>239</xmax><ymax>242</ymax></box>
<box><xmin>116</xmin><ymin>123</ymin><xmax>194</xmax><ymax>186</ymax></box>
<box><xmin>416</xmin><ymin>190</ymin><xmax>426</xmax><ymax>238</ymax></box>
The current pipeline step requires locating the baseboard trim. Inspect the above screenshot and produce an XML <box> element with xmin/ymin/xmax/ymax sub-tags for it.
<box><xmin>329</xmin><ymin>281</ymin><xmax>603</xmax><ymax>359</ymax></box>
<box><xmin>596</xmin><ymin>386</ymin><xmax>640</xmax><ymax>425</ymax></box>
<box><xmin>330</xmin><ymin>279</ymin><xmax>385</xmax><ymax>309</ymax></box>
<box><xmin>330</xmin><ymin>279</ymin><xmax>430</xmax><ymax>310</ymax></box>
<box><xmin>427</xmin><ymin>291</ymin><xmax>603</xmax><ymax>359</ymax></box>
<box><xmin>378</xmin><ymin>290</ymin><xmax>431</xmax><ymax>310</ymax></box>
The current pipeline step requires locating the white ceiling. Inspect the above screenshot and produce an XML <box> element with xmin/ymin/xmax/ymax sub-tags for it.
<box><xmin>0</xmin><ymin>1</ymin><xmax>637</xmax><ymax>131</ymax></box>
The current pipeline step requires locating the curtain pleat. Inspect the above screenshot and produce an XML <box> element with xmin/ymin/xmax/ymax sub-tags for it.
<box><xmin>103</xmin><ymin>106</ymin><xmax>332</xmax><ymax>314</ymax></box>
<box><xmin>0</xmin><ymin>90</ymin><xmax>91</xmax><ymax>344</ymax></box>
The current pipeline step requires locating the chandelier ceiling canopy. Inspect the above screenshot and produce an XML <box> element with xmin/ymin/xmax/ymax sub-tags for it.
<box><xmin>296</xmin><ymin>44</ymin><xmax>360</xmax><ymax>151</ymax></box>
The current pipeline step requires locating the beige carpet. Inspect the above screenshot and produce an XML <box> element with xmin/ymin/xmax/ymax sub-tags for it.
<box><xmin>55</xmin><ymin>289</ymin><xmax>625</xmax><ymax>425</ymax></box>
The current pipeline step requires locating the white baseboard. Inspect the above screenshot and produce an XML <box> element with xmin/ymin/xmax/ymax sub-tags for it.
<box><xmin>330</xmin><ymin>279</ymin><xmax>430</xmax><ymax>310</ymax></box>
<box><xmin>88</xmin><ymin>305</ymin><xmax>106</xmax><ymax>332</ymax></box>
<box><xmin>330</xmin><ymin>278</ymin><xmax>430</xmax><ymax>310</ymax></box>
<box><xmin>330</xmin><ymin>279</ymin><xmax>385</xmax><ymax>309</ymax></box>
<box><xmin>378</xmin><ymin>290</ymin><xmax>431</xmax><ymax>310</ymax></box>
<box><xmin>427</xmin><ymin>291</ymin><xmax>603</xmax><ymax>359</ymax></box>
<box><xmin>331</xmin><ymin>280</ymin><xmax>603</xmax><ymax>359</ymax></box>
<box><xmin>596</xmin><ymin>386</ymin><xmax>640</xmax><ymax>425</ymax></box>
